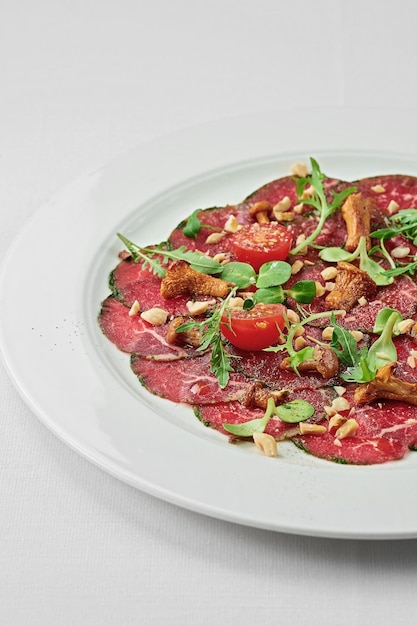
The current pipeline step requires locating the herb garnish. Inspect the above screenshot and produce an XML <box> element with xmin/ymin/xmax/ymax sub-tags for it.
<box><xmin>222</xmin><ymin>396</ymin><xmax>315</xmax><ymax>437</ymax></box>
<box><xmin>117</xmin><ymin>233</ymin><xmax>224</xmax><ymax>277</ymax></box>
<box><xmin>265</xmin><ymin>309</ymin><xmax>345</xmax><ymax>375</ymax></box>
<box><xmin>174</xmin><ymin>288</ymin><xmax>239</xmax><ymax>389</ymax></box>
<box><xmin>319</xmin><ymin>236</ymin><xmax>393</xmax><ymax>286</ymax></box>
<box><xmin>290</xmin><ymin>158</ymin><xmax>357</xmax><ymax>255</ymax></box>
<box><xmin>329</xmin><ymin>308</ymin><xmax>401</xmax><ymax>383</ymax></box>
<box><xmin>182</xmin><ymin>209</ymin><xmax>222</xmax><ymax>239</ymax></box>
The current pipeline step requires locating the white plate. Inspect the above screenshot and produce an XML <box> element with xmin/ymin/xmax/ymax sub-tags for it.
<box><xmin>2</xmin><ymin>107</ymin><xmax>417</xmax><ymax>540</ymax></box>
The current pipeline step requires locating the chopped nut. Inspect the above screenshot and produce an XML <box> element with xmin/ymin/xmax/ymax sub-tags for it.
<box><xmin>293</xmin><ymin>203</ymin><xmax>304</xmax><ymax>214</ymax></box>
<box><xmin>341</xmin><ymin>192</ymin><xmax>373</xmax><ymax>252</ymax></box>
<box><xmin>141</xmin><ymin>307</ymin><xmax>169</xmax><ymax>326</ymax></box>
<box><xmin>328</xmin><ymin>413</ymin><xmax>346</xmax><ymax>430</ymax></box>
<box><xmin>354</xmin><ymin>362</ymin><xmax>417</xmax><ymax>405</ymax></box>
<box><xmin>321</xmin><ymin>266</ymin><xmax>338</xmax><ymax>280</ymax></box>
<box><xmin>407</xmin><ymin>356</ymin><xmax>416</xmax><ymax>369</ymax></box>
<box><xmin>334</xmin><ymin>385</ymin><xmax>346</xmax><ymax>396</ymax></box>
<box><xmin>325</xmin><ymin>281</ymin><xmax>335</xmax><ymax>292</ymax></box>
<box><xmin>205</xmin><ymin>232</ymin><xmax>225</xmax><ymax>244</ymax></box>
<box><xmin>314</xmin><ymin>281</ymin><xmax>326</xmax><ymax>297</ymax></box>
<box><xmin>391</xmin><ymin>245</ymin><xmax>411</xmax><ymax>259</ymax></box>
<box><xmin>357</xmin><ymin>296</ymin><xmax>368</xmax><ymax>306</ymax></box>
<box><xmin>293</xmin><ymin>233</ymin><xmax>307</xmax><ymax>254</ymax></box>
<box><xmin>290</xmin><ymin>162</ymin><xmax>308</xmax><ymax>177</ymax></box>
<box><xmin>272</xmin><ymin>196</ymin><xmax>291</xmax><ymax>215</ymax></box>
<box><xmin>325</xmin><ymin>262</ymin><xmax>377</xmax><ymax>312</ymax></box>
<box><xmin>298</xmin><ymin>423</ymin><xmax>326</xmax><ymax>435</ymax></box>
<box><xmin>371</xmin><ymin>184</ymin><xmax>385</xmax><ymax>193</ymax></box>
<box><xmin>291</xmin><ymin>260</ymin><xmax>304</xmax><ymax>275</ymax></box>
<box><xmin>286</xmin><ymin>309</ymin><xmax>301</xmax><ymax>324</ymax></box>
<box><xmin>161</xmin><ymin>260</ymin><xmax>231</xmax><ymax>299</ymax></box>
<box><xmin>212</xmin><ymin>252</ymin><xmax>229</xmax><ymax>264</ymax></box>
<box><xmin>128</xmin><ymin>300</ymin><xmax>141</xmax><ymax>316</ymax></box>
<box><xmin>387</xmin><ymin>200</ymin><xmax>400</xmax><ymax>215</ymax></box>
<box><xmin>331</xmin><ymin>396</ymin><xmax>351</xmax><ymax>413</ymax></box>
<box><xmin>249</xmin><ymin>201</ymin><xmax>273</xmax><ymax>224</ymax></box>
<box><xmin>302</xmin><ymin>185</ymin><xmax>315</xmax><ymax>199</ymax></box>
<box><xmin>275</xmin><ymin>211</ymin><xmax>294</xmax><ymax>222</ymax></box>
<box><xmin>294</xmin><ymin>336</ymin><xmax>307</xmax><ymax>351</ymax></box>
<box><xmin>253</xmin><ymin>432</ymin><xmax>278</xmax><ymax>457</ymax></box>
<box><xmin>224</xmin><ymin>215</ymin><xmax>241</xmax><ymax>233</ymax></box>
<box><xmin>228</xmin><ymin>297</ymin><xmax>245</xmax><ymax>308</ymax></box>
<box><xmin>335</xmin><ymin>418</ymin><xmax>359</xmax><ymax>440</ymax></box>
<box><xmin>397</xmin><ymin>319</ymin><xmax>415</xmax><ymax>334</ymax></box>
<box><xmin>186</xmin><ymin>299</ymin><xmax>215</xmax><ymax>316</ymax></box>
<box><xmin>350</xmin><ymin>330</ymin><xmax>364</xmax><ymax>342</ymax></box>
<box><xmin>293</xmin><ymin>325</ymin><xmax>305</xmax><ymax>338</ymax></box>
<box><xmin>321</xmin><ymin>327</ymin><xmax>334</xmax><ymax>341</ymax></box>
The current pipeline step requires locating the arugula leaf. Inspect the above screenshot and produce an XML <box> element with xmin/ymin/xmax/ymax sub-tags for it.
<box><xmin>373</xmin><ymin>208</ymin><xmax>417</xmax><ymax>246</ymax></box>
<box><xmin>175</xmin><ymin>288</ymin><xmax>239</xmax><ymax>388</ymax></box>
<box><xmin>117</xmin><ymin>233</ymin><xmax>224</xmax><ymax>276</ymax></box>
<box><xmin>182</xmin><ymin>209</ymin><xmax>203</xmax><ymax>238</ymax></box>
<box><xmin>290</xmin><ymin>158</ymin><xmax>356</xmax><ymax>255</ymax></box>
<box><xmin>181</xmin><ymin>209</ymin><xmax>223</xmax><ymax>239</ymax></box>
<box><xmin>329</xmin><ymin>308</ymin><xmax>400</xmax><ymax>383</ymax></box>
<box><xmin>382</xmin><ymin>260</ymin><xmax>417</xmax><ymax>278</ymax></box>
<box><xmin>329</xmin><ymin>313</ymin><xmax>359</xmax><ymax>367</ymax></box>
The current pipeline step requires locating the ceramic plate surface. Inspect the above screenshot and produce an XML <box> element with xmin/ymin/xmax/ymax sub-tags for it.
<box><xmin>2</xmin><ymin>107</ymin><xmax>417</xmax><ymax>539</ymax></box>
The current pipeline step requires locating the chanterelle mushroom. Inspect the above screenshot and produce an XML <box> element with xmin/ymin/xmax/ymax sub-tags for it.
<box><xmin>341</xmin><ymin>192</ymin><xmax>374</xmax><ymax>252</ymax></box>
<box><xmin>281</xmin><ymin>345</ymin><xmax>339</xmax><ymax>379</ymax></box>
<box><xmin>243</xmin><ymin>381</ymin><xmax>289</xmax><ymax>409</ymax></box>
<box><xmin>248</xmin><ymin>201</ymin><xmax>273</xmax><ymax>224</ymax></box>
<box><xmin>325</xmin><ymin>261</ymin><xmax>377</xmax><ymax>312</ymax></box>
<box><xmin>160</xmin><ymin>260</ymin><xmax>231</xmax><ymax>299</ymax></box>
<box><xmin>354</xmin><ymin>362</ymin><xmax>417</xmax><ymax>406</ymax></box>
<box><xmin>165</xmin><ymin>316</ymin><xmax>202</xmax><ymax>348</ymax></box>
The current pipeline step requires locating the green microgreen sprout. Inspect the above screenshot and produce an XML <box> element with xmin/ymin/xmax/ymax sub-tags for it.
<box><xmin>290</xmin><ymin>158</ymin><xmax>357</xmax><ymax>256</ymax></box>
<box><xmin>371</xmin><ymin>209</ymin><xmax>417</xmax><ymax>278</ymax></box>
<box><xmin>319</xmin><ymin>236</ymin><xmax>393</xmax><ymax>286</ymax></box>
<box><xmin>222</xmin><ymin>396</ymin><xmax>315</xmax><ymax>438</ymax></box>
<box><xmin>219</xmin><ymin>262</ymin><xmax>257</xmax><ymax>289</ymax></box>
<box><xmin>265</xmin><ymin>309</ymin><xmax>346</xmax><ymax>375</ymax></box>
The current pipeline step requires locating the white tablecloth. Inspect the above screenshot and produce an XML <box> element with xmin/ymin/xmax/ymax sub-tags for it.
<box><xmin>2</xmin><ymin>2</ymin><xmax>417</xmax><ymax>624</ymax></box>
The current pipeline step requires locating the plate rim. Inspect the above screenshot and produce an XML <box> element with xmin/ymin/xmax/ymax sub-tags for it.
<box><xmin>3</xmin><ymin>106</ymin><xmax>417</xmax><ymax>540</ymax></box>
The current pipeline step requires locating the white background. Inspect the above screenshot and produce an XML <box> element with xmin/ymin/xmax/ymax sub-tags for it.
<box><xmin>2</xmin><ymin>1</ymin><xmax>417</xmax><ymax>624</ymax></box>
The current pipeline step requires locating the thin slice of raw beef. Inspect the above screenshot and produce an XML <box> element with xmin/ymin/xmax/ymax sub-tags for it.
<box><xmin>98</xmin><ymin>296</ymin><xmax>202</xmax><ymax>360</ymax></box>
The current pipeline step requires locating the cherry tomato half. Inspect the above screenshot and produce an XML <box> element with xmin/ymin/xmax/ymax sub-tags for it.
<box><xmin>230</xmin><ymin>223</ymin><xmax>293</xmax><ymax>272</ymax></box>
<box><xmin>220</xmin><ymin>303</ymin><xmax>286</xmax><ymax>351</ymax></box>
